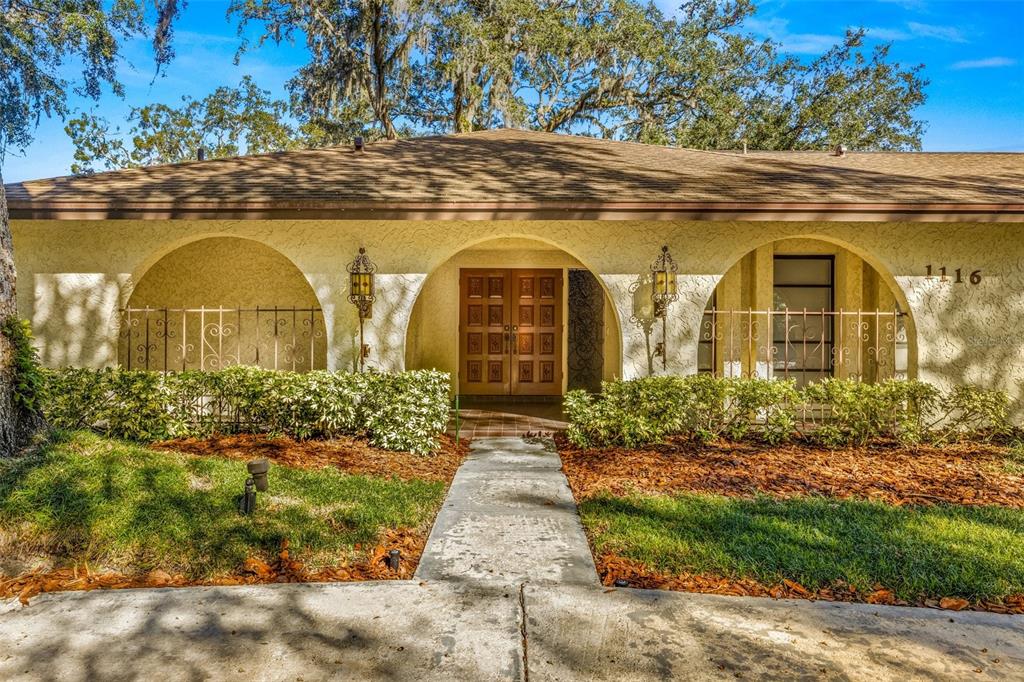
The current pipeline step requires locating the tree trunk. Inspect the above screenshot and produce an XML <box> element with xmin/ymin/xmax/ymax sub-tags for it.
<box><xmin>0</xmin><ymin>172</ymin><xmax>21</xmax><ymax>456</ymax></box>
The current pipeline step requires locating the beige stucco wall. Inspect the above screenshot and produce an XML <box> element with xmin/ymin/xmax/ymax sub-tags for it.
<box><xmin>11</xmin><ymin>218</ymin><xmax>1024</xmax><ymax>418</ymax></box>
<box><xmin>127</xmin><ymin>237</ymin><xmax>320</xmax><ymax>309</ymax></box>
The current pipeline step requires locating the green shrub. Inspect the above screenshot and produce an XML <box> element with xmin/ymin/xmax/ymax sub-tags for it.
<box><xmin>930</xmin><ymin>384</ymin><xmax>1011</xmax><ymax>444</ymax></box>
<box><xmin>565</xmin><ymin>376</ymin><xmax>691</xmax><ymax>447</ymax></box>
<box><xmin>565</xmin><ymin>375</ymin><xmax>801</xmax><ymax>447</ymax></box>
<box><xmin>2</xmin><ymin>317</ymin><xmax>45</xmax><ymax>417</ymax></box>
<box><xmin>565</xmin><ymin>375</ymin><xmax>1011</xmax><ymax>449</ymax></box>
<box><xmin>40</xmin><ymin>367</ymin><xmax>451</xmax><ymax>454</ymax></box>
<box><xmin>802</xmin><ymin>378</ymin><xmax>941</xmax><ymax>447</ymax></box>
<box><xmin>361</xmin><ymin>370</ymin><xmax>450</xmax><ymax>454</ymax></box>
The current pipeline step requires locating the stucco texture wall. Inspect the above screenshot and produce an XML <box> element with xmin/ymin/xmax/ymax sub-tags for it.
<box><xmin>11</xmin><ymin>219</ymin><xmax>1024</xmax><ymax>417</ymax></box>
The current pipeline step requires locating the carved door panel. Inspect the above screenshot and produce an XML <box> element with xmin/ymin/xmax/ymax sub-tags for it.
<box><xmin>459</xmin><ymin>268</ymin><xmax>563</xmax><ymax>396</ymax></box>
<box><xmin>510</xmin><ymin>269</ymin><xmax>563</xmax><ymax>396</ymax></box>
<box><xmin>460</xmin><ymin>269</ymin><xmax>511</xmax><ymax>396</ymax></box>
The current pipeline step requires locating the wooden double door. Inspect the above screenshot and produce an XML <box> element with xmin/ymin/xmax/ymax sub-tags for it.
<box><xmin>459</xmin><ymin>269</ymin><xmax>563</xmax><ymax>396</ymax></box>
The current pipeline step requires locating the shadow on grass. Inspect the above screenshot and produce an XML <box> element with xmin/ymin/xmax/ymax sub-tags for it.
<box><xmin>0</xmin><ymin>431</ymin><xmax>445</xmax><ymax>577</ymax></box>
<box><xmin>582</xmin><ymin>492</ymin><xmax>1024</xmax><ymax>601</ymax></box>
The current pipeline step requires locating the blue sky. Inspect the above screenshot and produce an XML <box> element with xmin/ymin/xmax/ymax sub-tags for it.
<box><xmin>4</xmin><ymin>0</ymin><xmax>1023</xmax><ymax>182</ymax></box>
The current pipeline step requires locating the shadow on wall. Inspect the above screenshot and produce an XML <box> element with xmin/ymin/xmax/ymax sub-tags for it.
<box><xmin>628</xmin><ymin>273</ymin><xmax>658</xmax><ymax>376</ymax></box>
<box><xmin>919</xmin><ymin>287</ymin><xmax>1024</xmax><ymax>424</ymax></box>
<box><xmin>356</xmin><ymin>273</ymin><xmax>425</xmax><ymax>373</ymax></box>
<box><xmin>33</xmin><ymin>273</ymin><xmax>126</xmax><ymax>368</ymax></box>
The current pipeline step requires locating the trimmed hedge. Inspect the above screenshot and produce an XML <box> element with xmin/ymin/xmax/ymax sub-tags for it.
<box><xmin>41</xmin><ymin>366</ymin><xmax>451</xmax><ymax>455</ymax></box>
<box><xmin>565</xmin><ymin>376</ymin><xmax>1011</xmax><ymax>449</ymax></box>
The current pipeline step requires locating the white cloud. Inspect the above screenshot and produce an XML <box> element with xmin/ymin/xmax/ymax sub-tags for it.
<box><xmin>951</xmin><ymin>56</ymin><xmax>1018</xmax><ymax>70</ymax></box>
<box><xmin>744</xmin><ymin>17</ymin><xmax>839</xmax><ymax>55</ymax></box>
<box><xmin>907</xmin><ymin>22</ymin><xmax>967</xmax><ymax>43</ymax></box>
<box><xmin>865</xmin><ymin>27</ymin><xmax>910</xmax><ymax>41</ymax></box>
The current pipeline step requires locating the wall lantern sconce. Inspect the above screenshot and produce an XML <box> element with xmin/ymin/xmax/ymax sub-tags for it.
<box><xmin>650</xmin><ymin>245</ymin><xmax>679</xmax><ymax>369</ymax></box>
<box><xmin>347</xmin><ymin>247</ymin><xmax>377</xmax><ymax>372</ymax></box>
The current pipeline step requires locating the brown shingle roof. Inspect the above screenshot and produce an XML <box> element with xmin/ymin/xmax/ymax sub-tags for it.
<box><xmin>6</xmin><ymin>129</ymin><xmax>1023</xmax><ymax>220</ymax></box>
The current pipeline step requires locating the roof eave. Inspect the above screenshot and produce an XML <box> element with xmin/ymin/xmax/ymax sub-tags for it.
<box><xmin>8</xmin><ymin>200</ymin><xmax>1024</xmax><ymax>223</ymax></box>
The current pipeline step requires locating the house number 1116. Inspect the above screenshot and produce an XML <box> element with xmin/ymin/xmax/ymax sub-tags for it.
<box><xmin>925</xmin><ymin>265</ymin><xmax>982</xmax><ymax>284</ymax></box>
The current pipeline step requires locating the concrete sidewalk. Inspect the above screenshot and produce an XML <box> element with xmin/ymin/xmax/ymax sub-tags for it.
<box><xmin>2</xmin><ymin>436</ymin><xmax>1023</xmax><ymax>681</ymax></box>
<box><xmin>3</xmin><ymin>580</ymin><xmax>1022</xmax><ymax>681</ymax></box>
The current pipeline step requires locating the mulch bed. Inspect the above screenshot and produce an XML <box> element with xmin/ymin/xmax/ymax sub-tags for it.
<box><xmin>558</xmin><ymin>436</ymin><xmax>1023</xmax><ymax>508</ymax></box>
<box><xmin>597</xmin><ymin>555</ymin><xmax>1024</xmax><ymax>615</ymax></box>
<box><xmin>154</xmin><ymin>433</ymin><xmax>468</xmax><ymax>484</ymax></box>
<box><xmin>2</xmin><ymin>529</ymin><xmax>426</xmax><ymax>606</ymax></box>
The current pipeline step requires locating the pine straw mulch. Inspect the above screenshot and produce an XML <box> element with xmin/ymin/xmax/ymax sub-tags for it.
<box><xmin>153</xmin><ymin>433</ymin><xmax>468</xmax><ymax>484</ymax></box>
<box><xmin>597</xmin><ymin>555</ymin><xmax>1024</xmax><ymax>615</ymax></box>
<box><xmin>557</xmin><ymin>436</ymin><xmax>1024</xmax><ymax>508</ymax></box>
<box><xmin>2</xmin><ymin>530</ymin><xmax>426</xmax><ymax>606</ymax></box>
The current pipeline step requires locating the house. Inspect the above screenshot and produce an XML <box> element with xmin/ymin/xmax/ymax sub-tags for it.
<box><xmin>5</xmin><ymin>129</ymin><xmax>1024</xmax><ymax>411</ymax></box>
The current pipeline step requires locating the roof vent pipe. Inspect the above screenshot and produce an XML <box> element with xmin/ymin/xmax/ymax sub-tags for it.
<box><xmin>197</xmin><ymin>146</ymin><xmax>205</xmax><ymax>161</ymax></box>
<box><xmin>833</xmin><ymin>144</ymin><xmax>847</xmax><ymax>157</ymax></box>
<box><xmin>742</xmin><ymin>139</ymin><xmax>747</xmax><ymax>155</ymax></box>
<box><xmin>354</xmin><ymin>136</ymin><xmax>364</xmax><ymax>152</ymax></box>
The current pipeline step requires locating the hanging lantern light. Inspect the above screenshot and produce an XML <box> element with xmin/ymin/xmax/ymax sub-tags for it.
<box><xmin>651</xmin><ymin>245</ymin><xmax>678</xmax><ymax>318</ymax></box>
<box><xmin>650</xmin><ymin>245</ymin><xmax>678</xmax><ymax>370</ymax></box>
<box><xmin>347</xmin><ymin>247</ymin><xmax>377</xmax><ymax>371</ymax></box>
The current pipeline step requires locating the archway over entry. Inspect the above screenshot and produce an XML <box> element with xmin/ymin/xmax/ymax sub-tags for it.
<box><xmin>120</xmin><ymin>237</ymin><xmax>326</xmax><ymax>371</ymax></box>
<box><xmin>697</xmin><ymin>236</ymin><xmax>916</xmax><ymax>384</ymax></box>
<box><xmin>405</xmin><ymin>238</ymin><xmax>621</xmax><ymax>397</ymax></box>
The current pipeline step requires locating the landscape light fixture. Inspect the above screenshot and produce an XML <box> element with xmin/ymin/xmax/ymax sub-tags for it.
<box><xmin>650</xmin><ymin>245</ymin><xmax>679</xmax><ymax>370</ymax></box>
<box><xmin>240</xmin><ymin>459</ymin><xmax>270</xmax><ymax>515</ymax></box>
<box><xmin>347</xmin><ymin>246</ymin><xmax>377</xmax><ymax>371</ymax></box>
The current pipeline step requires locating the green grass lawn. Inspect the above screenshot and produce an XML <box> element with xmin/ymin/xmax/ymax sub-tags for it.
<box><xmin>0</xmin><ymin>431</ymin><xmax>447</xmax><ymax>579</ymax></box>
<box><xmin>582</xmin><ymin>492</ymin><xmax>1024</xmax><ymax>602</ymax></box>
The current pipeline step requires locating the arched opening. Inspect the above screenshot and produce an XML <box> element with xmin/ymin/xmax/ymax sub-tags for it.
<box><xmin>120</xmin><ymin>237</ymin><xmax>326</xmax><ymax>371</ymax></box>
<box><xmin>697</xmin><ymin>237</ymin><xmax>915</xmax><ymax>385</ymax></box>
<box><xmin>405</xmin><ymin>237</ymin><xmax>622</xmax><ymax>397</ymax></box>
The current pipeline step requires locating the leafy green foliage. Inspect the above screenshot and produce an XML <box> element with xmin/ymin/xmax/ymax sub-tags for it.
<box><xmin>66</xmin><ymin>0</ymin><xmax>930</xmax><ymax>169</ymax></box>
<box><xmin>581</xmin><ymin>491</ymin><xmax>1024</xmax><ymax>602</ymax></box>
<box><xmin>66</xmin><ymin>77</ymin><xmax>302</xmax><ymax>173</ymax></box>
<box><xmin>41</xmin><ymin>367</ymin><xmax>451</xmax><ymax>454</ymax></box>
<box><xmin>1</xmin><ymin>0</ymin><xmax>181</xmax><ymax>157</ymax></box>
<box><xmin>565</xmin><ymin>375</ymin><xmax>802</xmax><ymax>447</ymax></box>
<box><xmin>230</xmin><ymin>0</ymin><xmax>430</xmax><ymax>141</ymax></box>
<box><xmin>0</xmin><ymin>431</ymin><xmax>445</xmax><ymax>578</ymax></box>
<box><xmin>565</xmin><ymin>376</ymin><xmax>1010</xmax><ymax>449</ymax></box>
<box><xmin>564</xmin><ymin>376</ymin><xmax>690</xmax><ymax>448</ymax></box>
<box><xmin>360</xmin><ymin>370</ymin><xmax>452</xmax><ymax>453</ymax></box>
<box><xmin>802</xmin><ymin>378</ymin><xmax>940</xmax><ymax>446</ymax></box>
<box><xmin>1</xmin><ymin>317</ymin><xmax>44</xmax><ymax>417</ymax></box>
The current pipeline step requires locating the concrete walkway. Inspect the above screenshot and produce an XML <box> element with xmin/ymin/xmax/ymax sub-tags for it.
<box><xmin>415</xmin><ymin>437</ymin><xmax>597</xmax><ymax>587</ymax></box>
<box><xmin>2</xmin><ymin>436</ymin><xmax>1023</xmax><ymax>681</ymax></box>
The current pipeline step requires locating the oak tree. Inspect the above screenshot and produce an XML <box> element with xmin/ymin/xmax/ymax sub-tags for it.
<box><xmin>0</xmin><ymin>0</ymin><xmax>180</xmax><ymax>453</ymax></box>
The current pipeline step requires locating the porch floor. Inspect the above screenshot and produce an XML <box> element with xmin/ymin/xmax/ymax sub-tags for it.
<box><xmin>449</xmin><ymin>399</ymin><xmax>567</xmax><ymax>439</ymax></box>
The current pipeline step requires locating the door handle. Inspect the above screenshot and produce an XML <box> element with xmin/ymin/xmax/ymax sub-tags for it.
<box><xmin>511</xmin><ymin>325</ymin><xmax>518</xmax><ymax>354</ymax></box>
